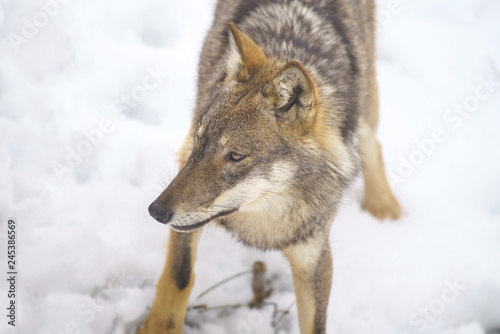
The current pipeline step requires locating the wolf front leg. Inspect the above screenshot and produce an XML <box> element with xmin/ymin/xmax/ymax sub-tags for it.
<box><xmin>283</xmin><ymin>236</ymin><xmax>332</xmax><ymax>334</ymax></box>
<box><xmin>138</xmin><ymin>229</ymin><xmax>201</xmax><ymax>334</ymax></box>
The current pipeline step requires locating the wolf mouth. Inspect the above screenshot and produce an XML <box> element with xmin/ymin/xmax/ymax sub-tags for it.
<box><xmin>170</xmin><ymin>208</ymin><xmax>238</xmax><ymax>232</ymax></box>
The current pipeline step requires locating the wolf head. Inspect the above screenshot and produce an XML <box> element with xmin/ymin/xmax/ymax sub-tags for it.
<box><xmin>149</xmin><ymin>23</ymin><xmax>355</xmax><ymax>236</ymax></box>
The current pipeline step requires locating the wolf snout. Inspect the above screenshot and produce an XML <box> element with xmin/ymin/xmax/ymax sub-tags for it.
<box><xmin>148</xmin><ymin>202</ymin><xmax>173</xmax><ymax>224</ymax></box>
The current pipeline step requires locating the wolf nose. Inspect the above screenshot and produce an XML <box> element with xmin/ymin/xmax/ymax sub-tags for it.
<box><xmin>148</xmin><ymin>202</ymin><xmax>173</xmax><ymax>224</ymax></box>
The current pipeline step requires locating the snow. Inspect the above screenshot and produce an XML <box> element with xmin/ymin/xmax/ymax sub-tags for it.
<box><xmin>0</xmin><ymin>0</ymin><xmax>499</xmax><ymax>333</ymax></box>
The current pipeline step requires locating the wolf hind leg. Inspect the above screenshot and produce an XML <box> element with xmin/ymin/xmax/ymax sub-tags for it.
<box><xmin>359</xmin><ymin>127</ymin><xmax>401</xmax><ymax>220</ymax></box>
<box><xmin>358</xmin><ymin>67</ymin><xmax>401</xmax><ymax>220</ymax></box>
<box><xmin>137</xmin><ymin>229</ymin><xmax>201</xmax><ymax>334</ymax></box>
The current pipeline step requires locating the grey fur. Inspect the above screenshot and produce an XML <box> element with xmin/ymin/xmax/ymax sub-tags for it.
<box><xmin>141</xmin><ymin>1</ymin><xmax>395</xmax><ymax>334</ymax></box>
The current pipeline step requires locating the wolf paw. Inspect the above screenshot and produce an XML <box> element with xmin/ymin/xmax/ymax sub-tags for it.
<box><xmin>362</xmin><ymin>194</ymin><xmax>401</xmax><ymax>220</ymax></box>
<box><xmin>136</xmin><ymin>317</ymin><xmax>181</xmax><ymax>334</ymax></box>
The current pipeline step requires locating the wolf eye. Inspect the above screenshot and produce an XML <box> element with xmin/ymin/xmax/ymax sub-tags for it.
<box><xmin>229</xmin><ymin>152</ymin><xmax>245</xmax><ymax>162</ymax></box>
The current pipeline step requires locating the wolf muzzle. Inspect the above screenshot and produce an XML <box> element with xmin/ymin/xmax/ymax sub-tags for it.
<box><xmin>148</xmin><ymin>202</ymin><xmax>173</xmax><ymax>224</ymax></box>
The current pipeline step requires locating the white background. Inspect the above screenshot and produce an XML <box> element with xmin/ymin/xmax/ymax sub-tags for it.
<box><xmin>0</xmin><ymin>0</ymin><xmax>499</xmax><ymax>333</ymax></box>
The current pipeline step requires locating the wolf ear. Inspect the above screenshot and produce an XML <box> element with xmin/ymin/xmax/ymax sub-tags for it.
<box><xmin>272</xmin><ymin>61</ymin><xmax>317</xmax><ymax>124</ymax></box>
<box><xmin>226</xmin><ymin>22</ymin><xmax>267</xmax><ymax>80</ymax></box>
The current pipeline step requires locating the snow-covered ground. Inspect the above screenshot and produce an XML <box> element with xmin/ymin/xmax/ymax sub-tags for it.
<box><xmin>1</xmin><ymin>0</ymin><xmax>499</xmax><ymax>333</ymax></box>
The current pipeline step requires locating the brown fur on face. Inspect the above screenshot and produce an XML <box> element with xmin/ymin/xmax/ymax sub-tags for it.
<box><xmin>152</xmin><ymin>24</ymin><xmax>349</xmax><ymax>237</ymax></box>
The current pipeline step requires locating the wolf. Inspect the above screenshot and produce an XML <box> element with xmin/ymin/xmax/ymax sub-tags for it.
<box><xmin>138</xmin><ymin>0</ymin><xmax>401</xmax><ymax>333</ymax></box>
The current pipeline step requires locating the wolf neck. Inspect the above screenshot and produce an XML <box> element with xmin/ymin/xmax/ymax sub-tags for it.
<box><xmin>219</xmin><ymin>186</ymin><xmax>340</xmax><ymax>251</ymax></box>
<box><xmin>232</xmin><ymin>0</ymin><xmax>355</xmax><ymax>71</ymax></box>
<box><xmin>226</xmin><ymin>0</ymin><xmax>361</xmax><ymax>142</ymax></box>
